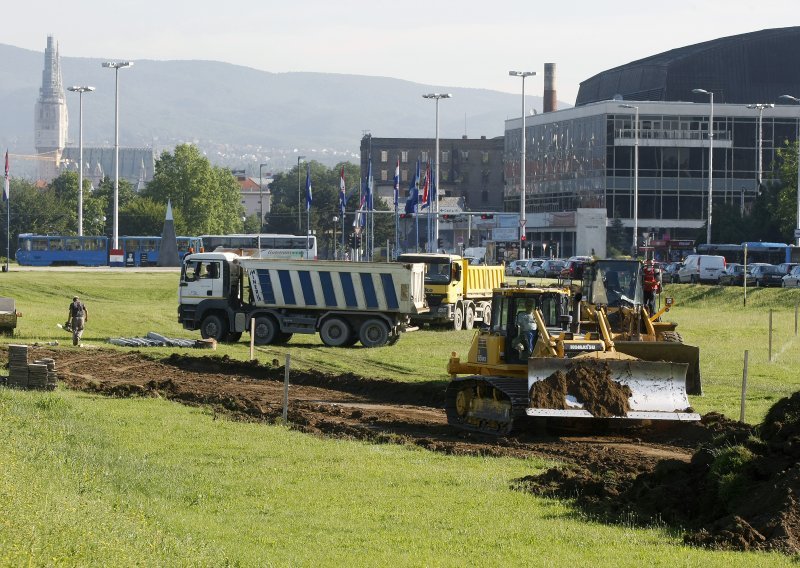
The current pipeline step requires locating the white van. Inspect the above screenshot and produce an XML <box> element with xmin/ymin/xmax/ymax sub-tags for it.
<box><xmin>676</xmin><ymin>254</ymin><xmax>726</xmax><ymax>283</ymax></box>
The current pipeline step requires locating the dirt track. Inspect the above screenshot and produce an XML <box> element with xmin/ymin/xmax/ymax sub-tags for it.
<box><xmin>27</xmin><ymin>346</ymin><xmax>718</xmax><ymax>469</ymax></box>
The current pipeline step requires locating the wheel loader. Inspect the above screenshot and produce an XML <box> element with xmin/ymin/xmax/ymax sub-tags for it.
<box><xmin>445</xmin><ymin>282</ymin><xmax>700</xmax><ymax>435</ymax></box>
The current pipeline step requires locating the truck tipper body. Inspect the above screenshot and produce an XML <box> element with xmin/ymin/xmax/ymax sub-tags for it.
<box><xmin>178</xmin><ymin>253</ymin><xmax>427</xmax><ymax>347</ymax></box>
<box><xmin>396</xmin><ymin>253</ymin><xmax>505</xmax><ymax>330</ymax></box>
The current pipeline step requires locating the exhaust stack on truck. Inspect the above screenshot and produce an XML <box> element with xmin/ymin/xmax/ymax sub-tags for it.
<box><xmin>178</xmin><ymin>253</ymin><xmax>427</xmax><ymax>348</ymax></box>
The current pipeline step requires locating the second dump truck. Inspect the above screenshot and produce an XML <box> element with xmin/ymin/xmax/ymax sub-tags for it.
<box><xmin>178</xmin><ymin>252</ymin><xmax>427</xmax><ymax>348</ymax></box>
<box><xmin>396</xmin><ymin>253</ymin><xmax>505</xmax><ymax>330</ymax></box>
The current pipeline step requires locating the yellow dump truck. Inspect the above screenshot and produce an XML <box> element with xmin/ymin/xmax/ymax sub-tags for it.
<box><xmin>397</xmin><ymin>253</ymin><xmax>505</xmax><ymax>330</ymax></box>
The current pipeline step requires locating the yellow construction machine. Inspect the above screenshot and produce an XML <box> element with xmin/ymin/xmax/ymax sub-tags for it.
<box><xmin>445</xmin><ymin>282</ymin><xmax>700</xmax><ymax>435</ymax></box>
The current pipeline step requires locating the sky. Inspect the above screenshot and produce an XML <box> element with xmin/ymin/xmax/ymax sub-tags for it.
<box><xmin>7</xmin><ymin>0</ymin><xmax>800</xmax><ymax>104</ymax></box>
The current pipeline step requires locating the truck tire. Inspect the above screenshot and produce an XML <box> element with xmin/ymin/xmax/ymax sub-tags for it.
<box><xmin>200</xmin><ymin>314</ymin><xmax>227</xmax><ymax>342</ymax></box>
<box><xmin>274</xmin><ymin>332</ymin><xmax>293</xmax><ymax>344</ymax></box>
<box><xmin>453</xmin><ymin>305</ymin><xmax>464</xmax><ymax>330</ymax></box>
<box><xmin>224</xmin><ymin>332</ymin><xmax>242</xmax><ymax>343</ymax></box>
<box><xmin>482</xmin><ymin>303</ymin><xmax>492</xmax><ymax>327</ymax></box>
<box><xmin>253</xmin><ymin>316</ymin><xmax>278</xmax><ymax>345</ymax></box>
<box><xmin>320</xmin><ymin>318</ymin><xmax>353</xmax><ymax>347</ymax></box>
<box><xmin>359</xmin><ymin>319</ymin><xmax>389</xmax><ymax>348</ymax></box>
<box><xmin>464</xmin><ymin>304</ymin><xmax>475</xmax><ymax>330</ymax></box>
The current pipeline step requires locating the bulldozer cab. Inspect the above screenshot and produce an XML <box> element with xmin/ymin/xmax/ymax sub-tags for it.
<box><xmin>582</xmin><ymin>259</ymin><xmax>643</xmax><ymax>309</ymax></box>
<box><xmin>489</xmin><ymin>288</ymin><xmax>571</xmax><ymax>365</ymax></box>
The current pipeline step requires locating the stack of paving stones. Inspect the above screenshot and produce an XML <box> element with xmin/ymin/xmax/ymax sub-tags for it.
<box><xmin>35</xmin><ymin>358</ymin><xmax>58</xmax><ymax>391</ymax></box>
<box><xmin>27</xmin><ymin>363</ymin><xmax>48</xmax><ymax>390</ymax></box>
<box><xmin>7</xmin><ymin>344</ymin><xmax>29</xmax><ymax>388</ymax></box>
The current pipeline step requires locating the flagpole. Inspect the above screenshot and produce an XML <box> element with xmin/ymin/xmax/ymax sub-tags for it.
<box><xmin>4</xmin><ymin>150</ymin><xmax>8</xmax><ymax>272</ymax></box>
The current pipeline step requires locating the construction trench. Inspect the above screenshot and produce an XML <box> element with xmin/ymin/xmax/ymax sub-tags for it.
<box><xmin>11</xmin><ymin>346</ymin><xmax>800</xmax><ymax>555</ymax></box>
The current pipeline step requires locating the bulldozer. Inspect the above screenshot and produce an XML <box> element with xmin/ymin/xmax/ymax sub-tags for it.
<box><xmin>445</xmin><ymin>282</ymin><xmax>700</xmax><ymax>435</ymax></box>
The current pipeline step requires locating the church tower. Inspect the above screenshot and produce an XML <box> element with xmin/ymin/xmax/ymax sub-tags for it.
<box><xmin>34</xmin><ymin>35</ymin><xmax>68</xmax><ymax>175</ymax></box>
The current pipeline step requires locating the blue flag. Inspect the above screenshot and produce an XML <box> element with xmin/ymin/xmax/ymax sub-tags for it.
<box><xmin>404</xmin><ymin>159</ymin><xmax>420</xmax><ymax>214</ymax></box>
<box><xmin>305</xmin><ymin>163</ymin><xmax>312</xmax><ymax>210</ymax></box>
<box><xmin>365</xmin><ymin>159</ymin><xmax>374</xmax><ymax>211</ymax></box>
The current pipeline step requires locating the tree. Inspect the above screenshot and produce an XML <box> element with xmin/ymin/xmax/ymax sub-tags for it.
<box><xmin>143</xmin><ymin>144</ymin><xmax>244</xmax><ymax>234</ymax></box>
<box><xmin>606</xmin><ymin>210</ymin><xmax>627</xmax><ymax>257</ymax></box>
<box><xmin>92</xmin><ymin>175</ymin><xmax>137</xmax><ymax>232</ymax></box>
<box><xmin>775</xmin><ymin>141</ymin><xmax>800</xmax><ymax>240</ymax></box>
<box><xmin>120</xmin><ymin>198</ymin><xmax>187</xmax><ymax>236</ymax></box>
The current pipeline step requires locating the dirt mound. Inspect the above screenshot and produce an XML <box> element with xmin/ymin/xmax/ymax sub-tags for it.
<box><xmin>517</xmin><ymin>392</ymin><xmax>800</xmax><ymax>554</ymax></box>
<box><xmin>528</xmin><ymin>361</ymin><xmax>632</xmax><ymax>417</ymax></box>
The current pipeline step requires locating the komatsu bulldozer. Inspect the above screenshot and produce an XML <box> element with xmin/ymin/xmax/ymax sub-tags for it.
<box><xmin>445</xmin><ymin>281</ymin><xmax>700</xmax><ymax>435</ymax></box>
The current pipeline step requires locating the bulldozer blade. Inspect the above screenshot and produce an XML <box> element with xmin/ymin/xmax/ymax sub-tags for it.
<box><xmin>525</xmin><ymin>356</ymin><xmax>700</xmax><ymax>421</ymax></box>
<box><xmin>613</xmin><ymin>340</ymin><xmax>702</xmax><ymax>396</ymax></box>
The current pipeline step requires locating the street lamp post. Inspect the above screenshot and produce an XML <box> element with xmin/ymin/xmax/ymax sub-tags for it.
<box><xmin>67</xmin><ymin>86</ymin><xmax>95</xmax><ymax>236</ymax></box>
<box><xmin>332</xmin><ymin>215</ymin><xmax>339</xmax><ymax>259</ymax></box>
<box><xmin>101</xmin><ymin>61</ymin><xmax>133</xmax><ymax>250</ymax></box>
<box><xmin>422</xmin><ymin>93</ymin><xmax>452</xmax><ymax>252</ymax></box>
<box><xmin>620</xmin><ymin>104</ymin><xmax>639</xmax><ymax>257</ymax></box>
<box><xmin>780</xmin><ymin>95</ymin><xmax>800</xmax><ymax>246</ymax></box>
<box><xmin>296</xmin><ymin>155</ymin><xmax>305</xmax><ymax>234</ymax></box>
<box><xmin>747</xmin><ymin>103</ymin><xmax>774</xmax><ymax>200</ymax></box>
<box><xmin>259</xmin><ymin>163</ymin><xmax>269</xmax><ymax>232</ymax></box>
<box><xmin>509</xmin><ymin>70</ymin><xmax>536</xmax><ymax>260</ymax></box>
<box><xmin>692</xmin><ymin>88</ymin><xmax>714</xmax><ymax>244</ymax></box>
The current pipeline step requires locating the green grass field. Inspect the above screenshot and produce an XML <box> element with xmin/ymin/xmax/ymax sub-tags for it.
<box><xmin>1</xmin><ymin>269</ymin><xmax>799</xmax><ymax>565</ymax></box>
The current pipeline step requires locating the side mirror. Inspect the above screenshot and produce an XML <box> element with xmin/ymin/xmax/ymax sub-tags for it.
<box><xmin>665</xmin><ymin>297</ymin><xmax>673</xmax><ymax>306</ymax></box>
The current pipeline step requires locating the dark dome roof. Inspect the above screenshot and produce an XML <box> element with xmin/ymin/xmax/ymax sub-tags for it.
<box><xmin>576</xmin><ymin>27</ymin><xmax>800</xmax><ymax>106</ymax></box>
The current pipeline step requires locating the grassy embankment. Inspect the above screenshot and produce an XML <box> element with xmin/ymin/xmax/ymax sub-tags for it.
<box><xmin>0</xmin><ymin>269</ymin><xmax>799</xmax><ymax>565</ymax></box>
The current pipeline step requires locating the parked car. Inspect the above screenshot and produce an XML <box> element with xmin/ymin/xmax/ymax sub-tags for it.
<box><xmin>751</xmin><ymin>264</ymin><xmax>785</xmax><ymax>287</ymax></box>
<box><xmin>676</xmin><ymin>254</ymin><xmax>726</xmax><ymax>283</ymax></box>
<box><xmin>782</xmin><ymin>265</ymin><xmax>800</xmax><ymax>287</ymax></box>
<box><xmin>538</xmin><ymin>259</ymin><xmax>565</xmax><ymax>278</ymax></box>
<box><xmin>505</xmin><ymin>260</ymin><xmax>526</xmax><ymax>276</ymax></box>
<box><xmin>464</xmin><ymin>256</ymin><xmax>485</xmax><ymax>266</ymax></box>
<box><xmin>522</xmin><ymin>259</ymin><xmax>545</xmax><ymax>277</ymax></box>
<box><xmin>777</xmin><ymin>262</ymin><xmax>800</xmax><ymax>275</ymax></box>
<box><xmin>719</xmin><ymin>263</ymin><xmax>755</xmax><ymax>286</ymax></box>
<box><xmin>662</xmin><ymin>261</ymin><xmax>682</xmax><ymax>283</ymax></box>
<box><xmin>560</xmin><ymin>256</ymin><xmax>592</xmax><ymax>281</ymax></box>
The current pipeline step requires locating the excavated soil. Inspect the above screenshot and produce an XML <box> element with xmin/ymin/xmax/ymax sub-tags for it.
<box><xmin>7</xmin><ymin>345</ymin><xmax>799</xmax><ymax>554</ymax></box>
<box><xmin>529</xmin><ymin>361</ymin><xmax>633</xmax><ymax>418</ymax></box>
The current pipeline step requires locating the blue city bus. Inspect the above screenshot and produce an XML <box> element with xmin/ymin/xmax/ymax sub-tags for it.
<box><xmin>16</xmin><ymin>234</ymin><xmax>202</xmax><ymax>267</ymax></box>
<box><xmin>199</xmin><ymin>233</ymin><xmax>318</xmax><ymax>259</ymax></box>
<box><xmin>697</xmin><ymin>242</ymin><xmax>794</xmax><ymax>264</ymax></box>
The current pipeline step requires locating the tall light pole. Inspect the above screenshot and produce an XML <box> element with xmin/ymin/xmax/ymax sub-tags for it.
<box><xmin>102</xmin><ymin>61</ymin><xmax>133</xmax><ymax>250</ymax></box>
<box><xmin>296</xmin><ymin>155</ymin><xmax>305</xmax><ymax>234</ymax></box>
<box><xmin>780</xmin><ymin>95</ymin><xmax>800</xmax><ymax>246</ymax></box>
<box><xmin>67</xmin><ymin>86</ymin><xmax>95</xmax><ymax>236</ymax></box>
<box><xmin>422</xmin><ymin>93</ymin><xmax>452</xmax><ymax>252</ymax></box>
<box><xmin>510</xmin><ymin>70</ymin><xmax>536</xmax><ymax>260</ymax></box>
<box><xmin>620</xmin><ymin>104</ymin><xmax>639</xmax><ymax>257</ymax></box>
<box><xmin>693</xmin><ymin>89</ymin><xmax>714</xmax><ymax>244</ymax></box>
<box><xmin>747</xmin><ymin>103</ymin><xmax>774</xmax><ymax>201</ymax></box>
<box><xmin>259</xmin><ymin>163</ymin><xmax>269</xmax><ymax>232</ymax></box>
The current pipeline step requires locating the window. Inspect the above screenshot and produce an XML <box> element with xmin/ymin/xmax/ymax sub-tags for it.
<box><xmin>482</xmin><ymin>151</ymin><xmax>490</xmax><ymax>164</ymax></box>
<box><xmin>401</xmin><ymin>151</ymin><xmax>408</xmax><ymax>163</ymax></box>
<box><xmin>421</xmin><ymin>151</ymin><xmax>429</xmax><ymax>163</ymax></box>
<box><xmin>442</xmin><ymin>151</ymin><xmax>449</xmax><ymax>164</ymax></box>
<box><xmin>381</xmin><ymin>169</ymin><xmax>388</xmax><ymax>181</ymax></box>
<box><xmin>381</xmin><ymin>150</ymin><xmax>388</xmax><ymax>162</ymax></box>
<box><xmin>401</xmin><ymin>169</ymin><xmax>408</xmax><ymax>182</ymax></box>
<box><xmin>461</xmin><ymin>150</ymin><xmax>469</xmax><ymax>161</ymax></box>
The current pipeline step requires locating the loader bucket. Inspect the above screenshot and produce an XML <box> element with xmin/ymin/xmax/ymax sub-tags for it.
<box><xmin>613</xmin><ymin>340</ymin><xmax>702</xmax><ymax>396</ymax></box>
<box><xmin>525</xmin><ymin>355</ymin><xmax>700</xmax><ymax>421</ymax></box>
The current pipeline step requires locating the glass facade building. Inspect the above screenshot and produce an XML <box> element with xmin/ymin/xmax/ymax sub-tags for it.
<box><xmin>505</xmin><ymin>100</ymin><xmax>800</xmax><ymax>237</ymax></box>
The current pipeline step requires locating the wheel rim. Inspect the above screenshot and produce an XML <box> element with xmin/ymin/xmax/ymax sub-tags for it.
<box><xmin>454</xmin><ymin>307</ymin><xmax>463</xmax><ymax>329</ymax></box>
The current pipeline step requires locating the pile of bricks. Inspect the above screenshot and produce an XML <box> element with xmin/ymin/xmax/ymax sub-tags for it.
<box><xmin>5</xmin><ymin>345</ymin><xmax>57</xmax><ymax>390</ymax></box>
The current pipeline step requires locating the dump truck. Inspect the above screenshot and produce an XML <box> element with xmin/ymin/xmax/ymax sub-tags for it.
<box><xmin>178</xmin><ymin>252</ymin><xmax>427</xmax><ymax>348</ymax></box>
<box><xmin>445</xmin><ymin>284</ymin><xmax>700</xmax><ymax>435</ymax></box>
<box><xmin>396</xmin><ymin>253</ymin><xmax>505</xmax><ymax>330</ymax></box>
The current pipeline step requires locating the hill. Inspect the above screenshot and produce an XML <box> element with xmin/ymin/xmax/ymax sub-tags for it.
<box><xmin>0</xmin><ymin>42</ymin><xmax>570</xmax><ymax>170</ymax></box>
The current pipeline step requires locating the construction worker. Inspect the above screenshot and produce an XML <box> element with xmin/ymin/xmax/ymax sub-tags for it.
<box><xmin>67</xmin><ymin>296</ymin><xmax>88</xmax><ymax>346</ymax></box>
<box><xmin>643</xmin><ymin>261</ymin><xmax>661</xmax><ymax>317</ymax></box>
<box><xmin>514</xmin><ymin>300</ymin><xmax>538</xmax><ymax>358</ymax></box>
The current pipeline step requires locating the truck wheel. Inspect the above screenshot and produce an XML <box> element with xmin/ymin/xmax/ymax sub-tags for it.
<box><xmin>359</xmin><ymin>319</ymin><xmax>389</xmax><ymax>347</ymax></box>
<box><xmin>320</xmin><ymin>318</ymin><xmax>353</xmax><ymax>347</ymax></box>
<box><xmin>482</xmin><ymin>303</ymin><xmax>492</xmax><ymax>327</ymax></box>
<box><xmin>464</xmin><ymin>304</ymin><xmax>475</xmax><ymax>330</ymax></box>
<box><xmin>224</xmin><ymin>332</ymin><xmax>242</xmax><ymax>343</ymax></box>
<box><xmin>453</xmin><ymin>305</ymin><xmax>464</xmax><ymax>330</ymax></box>
<box><xmin>274</xmin><ymin>332</ymin><xmax>293</xmax><ymax>344</ymax></box>
<box><xmin>200</xmin><ymin>314</ymin><xmax>227</xmax><ymax>342</ymax></box>
<box><xmin>253</xmin><ymin>316</ymin><xmax>278</xmax><ymax>345</ymax></box>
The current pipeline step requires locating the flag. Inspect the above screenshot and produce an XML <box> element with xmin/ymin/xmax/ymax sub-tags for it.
<box><xmin>305</xmin><ymin>163</ymin><xmax>312</xmax><ymax>210</ymax></box>
<box><xmin>339</xmin><ymin>166</ymin><xmax>346</xmax><ymax>216</ymax></box>
<box><xmin>353</xmin><ymin>194</ymin><xmax>367</xmax><ymax>227</ymax></box>
<box><xmin>404</xmin><ymin>159</ymin><xmax>420</xmax><ymax>214</ymax></box>
<box><xmin>365</xmin><ymin>159</ymin><xmax>374</xmax><ymax>211</ymax></box>
<box><xmin>421</xmin><ymin>161</ymin><xmax>431</xmax><ymax>209</ymax></box>
<box><xmin>430</xmin><ymin>162</ymin><xmax>436</xmax><ymax>206</ymax></box>
<box><xmin>3</xmin><ymin>150</ymin><xmax>8</xmax><ymax>202</ymax></box>
<box><xmin>393</xmin><ymin>158</ymin><xmax>400</xmax><ymax>208</ymax></box>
